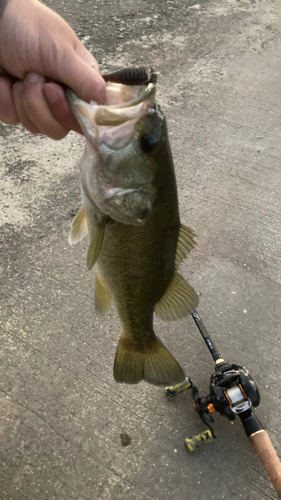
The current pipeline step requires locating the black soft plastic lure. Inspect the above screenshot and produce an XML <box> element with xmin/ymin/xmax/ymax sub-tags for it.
<box><xmin>102</xmin><ymin>67</ymin><xmax>157</xmax><ymax>86</ymax></box>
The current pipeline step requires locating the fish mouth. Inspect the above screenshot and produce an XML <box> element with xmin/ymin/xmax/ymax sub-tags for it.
<box><xmin>65</xmin><ymin>78</ymin><xmax>157</xmax><ymax>148</ymax></box>
<box><xmin>66</xmin><ymin>71</ymin><xmax>159</xmax><ymax>225</ymax></box>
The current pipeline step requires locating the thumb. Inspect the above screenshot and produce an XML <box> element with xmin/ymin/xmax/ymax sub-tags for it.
<box><xmin>57</xmin><ymin>46</ymin><xmax>106</xmax><ymax>105</ymax></box>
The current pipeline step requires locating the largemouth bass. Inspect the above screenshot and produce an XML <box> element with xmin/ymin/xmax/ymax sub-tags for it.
<box><xmin>66</xmin><ymin>68</ymin><xmax>198</xmax><ymax>386</ymax></box>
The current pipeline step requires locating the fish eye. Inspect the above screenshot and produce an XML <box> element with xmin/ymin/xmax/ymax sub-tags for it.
<box><xmin>140</xmin><ymin>134</ymin><xmax>158</xmax><ymax>154</ymax></box>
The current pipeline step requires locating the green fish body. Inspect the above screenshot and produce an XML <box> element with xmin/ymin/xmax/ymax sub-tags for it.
<box><xmin>67</xmin><ymin>76</ymin><xmax>198</xmax><ymax>386</ymax></box>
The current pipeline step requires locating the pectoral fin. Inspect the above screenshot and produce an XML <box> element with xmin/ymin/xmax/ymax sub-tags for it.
<box><xmin>87</xmin><ymin>220</ymin><xmax>107</xmax><ymax>270</ymax></box>
<box><xmin>68</xmin><ymin>206</ymin><xmax>88</xmax><ymax>244</ymax></box>
<box><xmin>155</xmin><ymin>272</ymin><xmax>199</xmax><ymax>321</ymax></box>
<box><xmin>175</xmin><ymin>225</ymin><xmax>197</xmax><ymax>268</ymax></box>
<box><xmin>95</xmin><ymin>273</ymin><xmax>112</xmax><ymax>315</ymax></box>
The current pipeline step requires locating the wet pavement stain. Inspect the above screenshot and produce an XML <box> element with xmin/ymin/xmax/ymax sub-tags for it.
<box><xmin>120</xmin><ymin>433</ymin><xmax>132</xmax><ymax>447</ymax></box>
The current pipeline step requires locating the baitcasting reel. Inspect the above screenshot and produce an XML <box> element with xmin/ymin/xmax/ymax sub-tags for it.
<box><xmin>165</xmin><ymin>311</ymin><xmax>281</xmax><ymax>498</ymax></box>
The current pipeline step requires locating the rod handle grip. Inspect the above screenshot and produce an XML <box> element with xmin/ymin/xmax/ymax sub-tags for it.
<box><xmin>249</xmin><ymin>430</ymin><xmax>281</xmax><ymax>498</ymax></box>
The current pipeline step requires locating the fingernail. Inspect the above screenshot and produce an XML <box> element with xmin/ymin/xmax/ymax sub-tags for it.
<box><xmin>25</xmin><ymin>73</ymin><xmax>40</xmax><ymax>84</ymax></box>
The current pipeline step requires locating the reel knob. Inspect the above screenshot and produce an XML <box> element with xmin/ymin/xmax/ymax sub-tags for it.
<box><xmin>185</xmin><ymin>430</ymin><xmax>214</xmax><ymax>453</ymax></box>
<box><xmin>165</xmin><ymin>378</ymin><xmax>192</xmax><ymax>399</ymax></box>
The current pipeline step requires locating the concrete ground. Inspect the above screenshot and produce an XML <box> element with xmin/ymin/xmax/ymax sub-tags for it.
<box><xmin>1</xmin><ymin>0</ymin><xmax>281</xmax><ymax>498</ymax></box>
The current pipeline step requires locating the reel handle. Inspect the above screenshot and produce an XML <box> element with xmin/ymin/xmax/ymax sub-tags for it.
<box><xmin>185</xmin><ymin>430</ymin><xmax>214</xmax><ymax>452</ymax></box>
<box><xmin>165</xmin><ymin>379</ymin><xmax>192</xmax><ymax>399</ymax></box>
<box><xmin>249</xmin><ymin>431</ymin><xmax>281</xmax><ymax>498</ymax></box>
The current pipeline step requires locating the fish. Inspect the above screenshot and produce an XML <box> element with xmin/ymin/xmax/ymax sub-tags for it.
<box><xmin>66</xmin><ymin>68</ymin><xmax>198</xmax><ymax>386</ymax></box>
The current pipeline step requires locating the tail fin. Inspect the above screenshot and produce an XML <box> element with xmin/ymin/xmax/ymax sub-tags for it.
<box><xmin>114</xmin><ymin>336</ymin><xmax>185</xmax><ymax>386</ymax></box>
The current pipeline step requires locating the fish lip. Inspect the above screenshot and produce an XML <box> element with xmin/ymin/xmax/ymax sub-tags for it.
<box><xmin>82</xmin><ymin>175</ymin><xmax>147</xmax><ymax>206</ymax></box>
<box><xmin>100</xmin><ymin>186</ymin><xmax>137</xmax><ymax>200</ymax></box>
<box><xmin>65</xmin><ymin>82</ymin><xmax>156</xmax><ymax>117</ymax></box>
<box><xmin>95</xmin><ymin>182</ymin><xmax>154</xmax><ymax>202</ymax></box>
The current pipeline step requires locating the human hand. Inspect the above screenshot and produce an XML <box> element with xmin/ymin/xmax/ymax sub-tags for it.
<box><xmin>0</xmin><ymin>0</ymin><xmax>106</xmax><ymax>139</ymax></box>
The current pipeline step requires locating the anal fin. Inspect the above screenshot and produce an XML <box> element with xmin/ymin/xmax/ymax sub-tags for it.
<box><xmin>68</xmin><ymin>206</ymin><xmax>88</xmax><ymax>244</ymax></box>
<box><xmin>95</xmin><ymin>273</ymin><xmax>112</xmax><ymax>315</ymax></box>
<box><xmin>155</xmin><ymin>272</ymin><xmax>199</xmax><ymax>321</ymax></box>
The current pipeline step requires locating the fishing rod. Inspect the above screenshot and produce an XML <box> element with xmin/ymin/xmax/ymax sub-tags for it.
<box><xmin>165</xmin><ymin>310</ymin><xmax>281</xmax><ymax>498</ymax></box>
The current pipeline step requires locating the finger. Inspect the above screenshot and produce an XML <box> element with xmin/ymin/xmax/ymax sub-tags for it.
<box><xmin>42</xmin><ymin>82</ymin><xmax>83</xmax><ymax>134</ymax></box>
<box><xmin>12</xmin><ymin>80</ymin><xmax>40</xmax><ymax>133</ymax></box>
<box><xmin>22</xmin><ymin>73</ymin><xmax>69</xmax><ymax>140</ymax></box>
<box><xmin>0</xmin><ymin>75</ymin><xmax>19</xmax><ymax>124</ymax></box>
<box><xmin>56</xmin><ymin>47</ymin><xmax>106</xmax><ymax>105</ymax></box>
<box><xmin>73</xmin><ymin>41</ymin><xmax>100</xmax><ymax>72</ymax></box>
